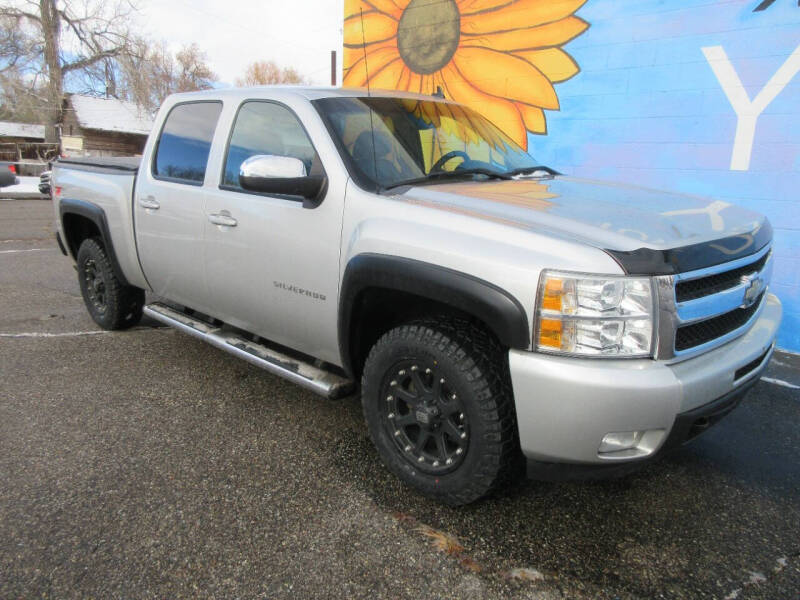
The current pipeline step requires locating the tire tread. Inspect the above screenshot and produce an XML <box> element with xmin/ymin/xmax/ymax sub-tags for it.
<box><xmin>362</xmin><ymin>316</ymin><xmax>520</xmax><ymax>505</ymax></box>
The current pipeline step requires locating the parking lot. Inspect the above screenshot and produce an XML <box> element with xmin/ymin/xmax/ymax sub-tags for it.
<box><xmin>1</xmin><ymin>198</ymin><xmax>798</xmax><ymax>599</ymax></box>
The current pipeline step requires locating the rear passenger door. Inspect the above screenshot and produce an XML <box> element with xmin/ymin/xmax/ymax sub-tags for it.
<box><xmin>134</xmin><ymin>101</ymin><xmax>223</xmax><ymax>312</ymax></box>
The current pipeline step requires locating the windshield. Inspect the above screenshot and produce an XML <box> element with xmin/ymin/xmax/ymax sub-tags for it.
<box><xmin>313</xmin><ymin>96</ymin><xmax>541</xmax><ymax>191</ymax></box>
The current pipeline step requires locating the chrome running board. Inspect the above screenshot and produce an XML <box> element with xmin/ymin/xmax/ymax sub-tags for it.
<box><xmin>143</xmin><ymin>302</ymin><xmax>354</xmax><ymax>399</ymax></box>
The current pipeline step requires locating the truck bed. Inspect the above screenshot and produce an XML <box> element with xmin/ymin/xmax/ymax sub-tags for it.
<box><xmin>52</xmin><ymin>155</ymin><xmax>148</xmax><ymax>289</ymax></box>
<box><xmin>57</xmin><ymin>156</ymin><xmax>141</xmax><ymax>173</ymax></box>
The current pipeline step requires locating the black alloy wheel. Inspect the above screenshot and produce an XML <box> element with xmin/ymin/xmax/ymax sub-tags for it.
<box><xmin>76</xmin><ymin>237</ymin><xmax>144</xmax><ymax>330</ymax></box>
<box><xmin>83</xmin><ymin>258</ymin><xmax>108</xmax><ymax>315</ymax></box>
<box><xmin>361</xmin><ymin>317</ymin><xmax>520</xmax><ymax>505</ymax></box>
<box><xmin>381</xmin><ymin>360</ymin><xmax>470</xmax><ymax>474</ymax></box>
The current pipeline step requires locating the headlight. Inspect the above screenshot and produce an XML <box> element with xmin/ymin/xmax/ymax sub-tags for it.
<box><xmin>535</xmin><ymin>271</ymin><xmax>655</xmax><ymax>357</ymax></box>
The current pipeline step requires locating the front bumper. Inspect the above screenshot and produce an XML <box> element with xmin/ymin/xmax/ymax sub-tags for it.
<box><xmin>509</xmin><ymin>293</ymin><xmax>782</xmax><ymax>471</ymax></box>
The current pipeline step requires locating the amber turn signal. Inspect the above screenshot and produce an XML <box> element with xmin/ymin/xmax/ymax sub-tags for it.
<box><xmin>538</xmin><ymin>318</ymin><xmax>563</xmax><ymax>349</ymax></box>
<box><xmin>541</xmin><ymin>278</ymin><xmax>564</xmax><ymax>312</ymax></box>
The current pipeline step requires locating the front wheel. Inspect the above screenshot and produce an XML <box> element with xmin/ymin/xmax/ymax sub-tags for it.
<box><xmin>361</xmin><ymin>318</ymin><xmax>519</xmax><ymax>505</ymax></box>
<box><xmin>76</xmin><ymin>237</ymin><xmax>144</xmax><ymax>330</ymax></box>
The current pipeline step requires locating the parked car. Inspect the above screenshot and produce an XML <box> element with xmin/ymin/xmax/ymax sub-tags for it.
<box><xmin>38</xmin><ymin>170</ymin><xmax>51</xmax><ymax>196</ymax></box>
<box><xmin>0</xmin><ymin>162</ymin><xmax>18</xmax><ymax>188</ymax></box>
<box><xmin>50</xmin><ymin>87</ymin><xmax>781</xmax><ymax>504</ymax></box>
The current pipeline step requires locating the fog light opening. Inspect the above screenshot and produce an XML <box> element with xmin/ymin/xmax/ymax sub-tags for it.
<box><xmin>597</xmin><ymin>429</ymin><xmax>666</xmax><ymax>460</ymax></box>
<box><xmin>599</xmin><ymin>431</ymin><xmax>643</xmax><ymax>453</ymax></box>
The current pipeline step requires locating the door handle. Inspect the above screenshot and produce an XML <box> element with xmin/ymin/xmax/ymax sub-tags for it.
<box><xmin>208</xmin><ymin>213</ymin><xmax>238</xmax><ymax>227</ymax></box>
<box><xmin>138</xmin><ymin>196</ymin><xmax>160</xmax><ymax>210</ymax></box>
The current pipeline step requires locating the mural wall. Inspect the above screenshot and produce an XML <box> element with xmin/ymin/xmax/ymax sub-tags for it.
<box><xmin>343</xmin><ymin>0</ymin><xmax>800</xmax><ymax>352</ymax></box>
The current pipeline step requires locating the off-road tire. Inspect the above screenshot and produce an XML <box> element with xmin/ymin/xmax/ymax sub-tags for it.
<box><xmin>361</xmin><ymin>317</ymin><xmax>520</xmax><ymax>505</ymax></box>
<box><xmin>76</xmin><ymin>237</ymin><xmax>144</xmax><ymax>330</ymax></box>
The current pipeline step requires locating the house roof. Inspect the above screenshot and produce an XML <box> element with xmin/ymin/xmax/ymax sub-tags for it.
<box><xmin>0</xmin><ymin>121</ymin><xmax>45</xmax><ymax>140</ymax></box>
<box><xmin>68</xmin><ymin>94</ymin><xmax>153</xmax><ymax>136</ymax></box>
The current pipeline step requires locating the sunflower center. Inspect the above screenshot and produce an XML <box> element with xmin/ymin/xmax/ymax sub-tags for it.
<box><xmin>397</xmin><ymin>0</ymin><xmax>461</xmax><ymax>75</ymax></box>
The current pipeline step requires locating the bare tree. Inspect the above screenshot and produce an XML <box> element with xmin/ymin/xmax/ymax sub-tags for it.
<box><xmin>118</xmin><ymin>41</ymin><xmax>217</xmax><ymax>113</ymax></box>
<box><xmin>0</xmin><ymin>14</ymin><xmax>47</xmax><ymax>122</ymax></box>
<box><xmin>235</xmin><ymin>60</ymin><xmax>308</xmax><ymax>87</ymax></box>
<box><xmin>0</xmin><ymin>0</ymin><xmax>136</xmax><ymax>143</ymax></box>
<box><xmin>174</xmin><ymin>44</ymin><xmax>217</xmax><ymax>92</ymax></box>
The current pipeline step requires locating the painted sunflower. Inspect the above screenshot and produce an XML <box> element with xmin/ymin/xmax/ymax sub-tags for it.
<box><xmin>343</xmin><ymin>0</ymin><xmax>589</xmax><ymax>150</ymax></box>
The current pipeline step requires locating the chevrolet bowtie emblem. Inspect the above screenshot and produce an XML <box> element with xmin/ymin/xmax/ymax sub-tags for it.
<box><xmin>741</xmin><ymin>274</ymin><xmax>764</xmax><ymax>308</ymax></box>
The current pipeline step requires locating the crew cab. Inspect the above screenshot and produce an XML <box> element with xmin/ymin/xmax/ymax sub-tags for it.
<box><xmin>51</xmin><ymin>87</ymin><xmax>782</xmax><ymax>504</ymax></box>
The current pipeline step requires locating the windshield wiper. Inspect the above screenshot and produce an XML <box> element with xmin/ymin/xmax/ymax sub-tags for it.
<box><xmin>382</xmin><ymin>168</ymin><xmax>512</xmax><ymax>191</ymax></box>
<box><xmin>505</xmin><ymin>165</ymin><xmax>561</xmax><ymax>177</ymax></box>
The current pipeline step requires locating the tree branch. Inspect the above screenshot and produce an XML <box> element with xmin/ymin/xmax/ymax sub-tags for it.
<box><xmin>0</xmin><ymin>7</ymin><xmax>41</xmax><ymax>23</ymax></box>
<box><xmin>62</xmin><ymin>47</ymin><xmax>124</xmax><ymax>73</ymax></box>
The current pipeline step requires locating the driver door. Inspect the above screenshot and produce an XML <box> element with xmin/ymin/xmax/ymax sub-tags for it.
<box><xmin>202</xmin><ymin>100</ymin><xmax>344</xmax><ymax>364</ymax></box>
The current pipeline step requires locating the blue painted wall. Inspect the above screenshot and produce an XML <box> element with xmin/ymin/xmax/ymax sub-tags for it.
<box><xmin>530</xmin><ymin>0</ymin><xmax>800</xmax><ymax>352</ymax></box>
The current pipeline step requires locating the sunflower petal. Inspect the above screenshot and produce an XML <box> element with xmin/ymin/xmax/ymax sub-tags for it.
<box><xmin>345</xmin><ymin>0</ymin><xmax>405</xmax><ymax>20</ymax></box>
<box><xmin>419</xmin><ymin>74</ymin><xmax>436</xmax><ymax>97</ymax></box>
<box><xmin>453</xmin><ymin>46</ymin><xmax>559</xmax><ymax>110</ymax></box>
<box><xmin>344</xmin><ymin>0</ymin><xmax>375</xmax><ymax>21</ymax></box>
<box><xmin>460</xmin><ymin>15</ymin><xmax>589</xmax><ymax>51</ymax></box>
<box><xmin>407</xmin><ymin>72</ymin><xmax>423</xmax><ymax>95</ymax></box>
<box><xmin>343</xmin><ymin>42</ymin><xmax>394</xmax><ymax>73</ymax></box>
<box><xmin>363</xmin><ymin>0</ymin><xmax>404</xmax><ymax>19</ymax></box>
<box><xmin>518</xmin><ymin>103</ymin><xmax>546</xmax><ymax>134</ymax></box>
<box><xmin>368</xmin><ymin>58</ymin><xmax>406</xmax><ymax>90</ymax></box>
<box><xmin>461</xmin><ymin>0</ymin><xmax>586</xmax><ymax>35</ymax></box>
<box><xmin>514</xmin><ymin>47</ymin><xmax>579</xmax><ymax>83</ymax></box>
<box><xmin>397</xmin><ymin>65</ymin><xmax>412</xmax><ymax>91</ymax></box>
<box><xmin>343</xmin><ymin>45</ymin><xmax>401</xmax><ymax>87</ymax></box>
<box><xmin>443</xmin><ymin>64</ymin><xmax>528</xmax><ymax>149</ymax></box>
<box><xmin>344</xmin><ymin>11</ymin><xmax>398</xmax><ymax>47</ymax></box>
<box><xmin>438</xmin><ymin>72</ymin><xmax>490</xmax><ymax>141</ymax></box>
<box><xmin>457</xmin><ymin>0</ymin><xmax>514</xmax><ymax>16</ymax></box>
<box><xmin>344</xmin><ymin>1</ymin><xmax>373</xmax><ymax>20</ymax></box>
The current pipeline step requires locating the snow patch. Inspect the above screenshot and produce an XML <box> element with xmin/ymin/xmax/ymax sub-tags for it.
<box><xmin>761</xmin><ymin>377</ymin><xmax>800</xmax><ymax>390</ymax></box>
<box><xmin>748</xmin><ymin>571</ymin><xmax>766</xmax><ymax>585</ymax></box>
<box><xmin>0</xmin><ymin>176</ymin><xmax>44</xmax><ymax>198</ymax></box>
<box><xmin>69</xmin><ymin>94</ymin><xmax>153</xmax><ymax>135</ymax></box>
<box><xmin>507</xmin><ymin>567</ymin><xmax>545</xmax><ymax>582</ymax></box>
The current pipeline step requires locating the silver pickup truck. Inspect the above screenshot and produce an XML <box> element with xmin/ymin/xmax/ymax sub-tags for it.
<box><xmin>51</xmin><ymin>87</ymin><xmax>781</xmax><ymax>504</ymax></box>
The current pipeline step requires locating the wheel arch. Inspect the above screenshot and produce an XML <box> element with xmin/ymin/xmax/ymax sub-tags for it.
<box><xmin>59</xmin><ymin>198</ymin><xmax>131</xmax><ymax>287</ymax></box>
<box><xmin>338</xmin><ymin>254</ymin><xmax>530</xmax><ymax>378</ymax></box>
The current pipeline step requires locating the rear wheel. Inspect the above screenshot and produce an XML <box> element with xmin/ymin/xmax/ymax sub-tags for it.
<box><xmin>361</xmin><ymin>318</ymin><xmax>519</xmax><ymax>505</ymax></box>
<box><xmin>76</xmin><ymin>237</ymin><xmax>144</xmax><ymax>330</ymax></box>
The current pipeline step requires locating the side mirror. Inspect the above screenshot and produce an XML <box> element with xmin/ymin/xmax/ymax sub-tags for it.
<box><xmin>239</xmin><ymin>155</ymin><xmax>326</xmax><ymax>206</ymax></box>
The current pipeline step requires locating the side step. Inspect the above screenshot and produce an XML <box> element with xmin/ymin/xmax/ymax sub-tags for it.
<box><xmin>143</xmin><ymin>302</ymin><xmax>355</xmax><ymax>399</ymax></box>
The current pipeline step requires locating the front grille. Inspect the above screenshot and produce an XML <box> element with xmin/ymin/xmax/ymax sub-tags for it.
<box><xmin>676</xmin><ymin>252</ymin><xmax>770</xmax><ymax>302</ymax></box>
<box><xmin>675</xmin><ymin>292</ymin><xmax>764</xmax><ymax>351</ymax></box>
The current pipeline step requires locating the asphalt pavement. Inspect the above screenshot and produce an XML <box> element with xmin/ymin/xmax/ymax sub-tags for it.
<box><xmin>1</xmin><ymin>198</ymin><xmax>798</xmax><ymax>599</ymax></box>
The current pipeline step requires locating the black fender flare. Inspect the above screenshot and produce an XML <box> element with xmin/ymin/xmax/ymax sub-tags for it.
<box><xmin>338</xmin><ymin>253</ymin><xmax>530</xmax><ymax>374</ymax></box>
<box><xmin>59</xmin><ymin>198</ymin><xmax>131</xmax><ymax>287</ymax></box>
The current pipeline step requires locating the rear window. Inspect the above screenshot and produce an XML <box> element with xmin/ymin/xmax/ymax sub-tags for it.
<box><xmin>153</xmin><ymin>102</ymin><xmax>222</xmax><ymax>184</ymax></box>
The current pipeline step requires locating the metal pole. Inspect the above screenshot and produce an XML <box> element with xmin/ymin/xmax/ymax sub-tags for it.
<box><xmin>331</xmin><ymin>50</ymin><xmax>337</xmax><ymax>86</ymax></box>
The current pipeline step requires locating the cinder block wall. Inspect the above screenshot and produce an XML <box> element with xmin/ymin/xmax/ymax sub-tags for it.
<box><xmin>532</xmin><ymin>0</ymin><xmax>800</xmax><ymax>352</ymax></box>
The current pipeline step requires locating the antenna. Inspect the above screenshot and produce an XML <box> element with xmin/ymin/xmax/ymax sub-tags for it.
<box><xmin>360</xmin><ymin>8</ymin><xmax>380</xmax><ymax>190</ymax></box>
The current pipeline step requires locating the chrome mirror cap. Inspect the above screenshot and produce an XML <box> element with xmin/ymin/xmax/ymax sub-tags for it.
<box><xmin>239</xmin><ymin>154</ymin><xmax>307</xmax><ymax>180</ymax></box>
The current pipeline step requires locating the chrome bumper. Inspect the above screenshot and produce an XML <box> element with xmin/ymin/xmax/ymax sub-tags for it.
<box><xmin>509</xmin><ymin>293</ymin><xmax>782</xmax><ymax>465</ymax></box>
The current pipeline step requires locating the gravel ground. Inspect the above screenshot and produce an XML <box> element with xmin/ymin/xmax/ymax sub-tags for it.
<box><xmin>1</xmin><ymin>199</ymin><xmax>798</xmax><ymax>599</ymax></box>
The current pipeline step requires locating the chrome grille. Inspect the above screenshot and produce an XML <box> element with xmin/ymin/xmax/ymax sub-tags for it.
<box><xmin>675</xmin><ymin>252</ymin><xmax>770</xmax><ymax>302</ymax></box>
<box><xmin>658</xmin><ymin>244</ymin><xmax>772</xmax><ymax>359</ymax></box>
<box><xmin>675</xmin><ymin>291</ymin><xmax>764</xmax><ymax>351</ymax></box>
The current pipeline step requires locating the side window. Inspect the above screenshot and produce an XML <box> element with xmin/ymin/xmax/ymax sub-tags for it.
<box><xmin>153</xmin><ymin>102</ymin><xmax>223</xmax><ymax>184</ymax></box>
<box><xmin>222</xmin><ymin>101</ymin><xmax>321</xmax><ymax>190</ymax></box>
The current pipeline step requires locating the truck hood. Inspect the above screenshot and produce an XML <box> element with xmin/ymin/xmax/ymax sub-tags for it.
<box><xmin>394</xmin><ymin>176</ymin><xmax>769</xmax><ymax>273</ymax></box>
<box><xmin>396</xmin><ymin>176</ymin><xmax>765</xmax><ymax>251</ymax></box>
